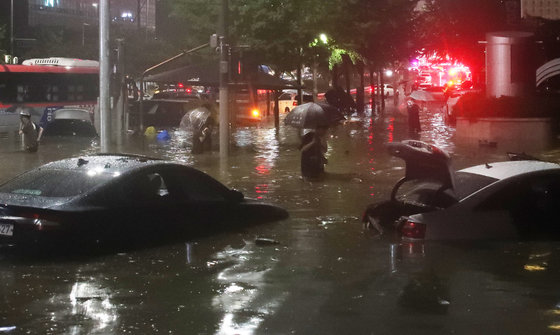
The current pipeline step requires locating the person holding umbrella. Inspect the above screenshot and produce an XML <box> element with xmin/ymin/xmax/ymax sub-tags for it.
<box><xmin>179</xmin><ymin>105</ymin><xmax>216</xmax><ymax>154</ymax></box>
<box><xmin>284</xmin><ymin>101</ymin><xmax>343</xmax><ymax>180</ymax></box>
<box><xmin>299</xmin><ymin>125</ymin><xmax>328</xmax><ymax>180</ymax></box>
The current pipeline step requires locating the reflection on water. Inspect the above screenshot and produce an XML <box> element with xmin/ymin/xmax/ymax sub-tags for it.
<box><xmin>211</xmin><ymin>242</ymin><xmax>284</xmax><ymax>335</ymax></box>
<box><xmin>1</xmin><ymin>107</ymin><xmax>560</xmax><ymax>334</ymax></box>
<box><xmin>68</xmin><ymin>281</ymin><xmax>118</xmax><ymax>334</ymax></box>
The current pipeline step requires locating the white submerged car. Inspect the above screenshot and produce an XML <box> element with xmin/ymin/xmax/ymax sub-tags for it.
<box><xmin>363</xmin><ymin>140</ymin><xmax>560</xmax><ymax>241</ymax></box>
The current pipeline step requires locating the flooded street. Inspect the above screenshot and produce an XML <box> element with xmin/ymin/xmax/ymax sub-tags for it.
<box><xmin>2</xmin><ymin>107</ymin><xmax>560</xmax><ymax>334</ymax></box>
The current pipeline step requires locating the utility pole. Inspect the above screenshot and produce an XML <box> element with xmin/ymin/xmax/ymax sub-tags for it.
<box><xmin>218</xmin><ymin>0</ymin><xmax>229</xmax><ymax>158</ymax></box>
<box><xmin>99</xmin><ymin>0</ymin><xmax>111</xmax><ymax>152</ymax></box>
<box><xmin>115</xmin><ymin>39</ymin><xmax>125</xmax><ymax>147</ymax></box>
<box><xmin>10</xmin><ymin>0</ymin><xmax>14</xmax><ymax>56</ymax></box>
<box><xmin>137</xmin><ymin>0</ymin><xmax>142</xmax><ymax>30</ymax></box>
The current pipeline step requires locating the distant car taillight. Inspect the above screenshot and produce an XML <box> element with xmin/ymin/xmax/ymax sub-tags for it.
<box><xmin>399</xmin><ymin>217</ymin><xmax>426</xmax><ymax>240</ymax></box>
<box><xmin>293</xmin><ymin>101</ymin><xmax>298</xmax><ymax>106</ymax></box>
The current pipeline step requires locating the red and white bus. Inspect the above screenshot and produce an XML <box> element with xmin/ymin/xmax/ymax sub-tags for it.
<box><xmin>0</xmin><ymin>58</ymin><xmax>99</xmax><ymax>138</ymax></box>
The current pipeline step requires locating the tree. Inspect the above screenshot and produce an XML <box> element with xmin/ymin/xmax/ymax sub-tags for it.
<box><xmin>322</xmin><ymin>0</ymin><xmax>417</xmax><ymax>66</ymax></box>
<box><xmin>163</xmin><ymin>0</ymin><xmax>219</xmax><ymax>48</ymax></box>
<box><xmin>169</xmin><ymin>0</ymin><xmax>333</xmax><ymax>75</ymax></box>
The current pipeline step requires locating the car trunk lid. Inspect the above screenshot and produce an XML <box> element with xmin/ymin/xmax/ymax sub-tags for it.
<box><xmin>387</xmin><ymin>140</ymin><xmax>455</xmax><ymax>192</ymax></box>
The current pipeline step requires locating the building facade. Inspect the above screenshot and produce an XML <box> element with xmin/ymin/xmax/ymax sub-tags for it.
<box><xmin>26</xmin><ymin>0</ymin><xmax>156</xmax><ymax>31</ymax></box>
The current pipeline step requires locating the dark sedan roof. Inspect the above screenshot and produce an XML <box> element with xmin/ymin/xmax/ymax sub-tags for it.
<box><xmin>0</xmin><ymin>155</ymin><xmax>183</xmax><ymax>207</ymax></box>
<box><xmin>39</xmin><ymin>154</ymin><xmax>170</xmax><ymax>174</ymax></box>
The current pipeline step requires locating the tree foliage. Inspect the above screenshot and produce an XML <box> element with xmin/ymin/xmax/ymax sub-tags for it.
<box><xmin>231</xmin><ymin>0</ymin><xmax>326</xmax><ymax>73</ymax></box>
<box><xmin>168</xmin><ymin>0</ymin><xmax>328</xmax><ymax>73</ymax></box>
<box><xmin>325</xmin><ymin>0</ymin><xmax>418</xmax><ymax>69</ymax></box>
<box><xmin>169</xmin><ymin>0</ymin><xmax>419</xmax><ymax>76</ymax></box>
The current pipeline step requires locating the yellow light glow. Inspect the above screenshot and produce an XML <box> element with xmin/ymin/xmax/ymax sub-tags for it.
<box><xmin>548</xmin><ymin>323</ymin><xmax>560</xmax><ymax>330</ymax></box>
<box><xmin>251</xmin><ymin>109</ymin><xmax>260</xmax><ymax>118</ymax></box>
<box><xmin>524</xmin><ymin>264</ymin><xmax>547</xmax><ymax>271</ymax></box>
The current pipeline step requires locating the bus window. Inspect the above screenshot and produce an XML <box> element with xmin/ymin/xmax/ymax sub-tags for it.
<box><xmin>17</xmin><ymin>85</ymin><xmax>29</xmax><ymax>102</ymax></box>
<box><xmin>76</xmin><ymin>85</ymin><xmax>84</xmax><ymax>101</ymax></box>
<box><xmin>68</xmin><ymin>85</ymin><xmax>75</xmax><ymax>101</ymax></box>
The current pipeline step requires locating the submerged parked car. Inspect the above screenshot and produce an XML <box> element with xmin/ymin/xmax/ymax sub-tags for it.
<box><xmin>42</xmin><ymin>108</ymin><xmax>97</xmax><ymax>137</ymax></box>
<box><xmin>0</xmin><ymin>154</ymin><xmax>288</xmax><ymax>251</ymax></box>
<box><xmin>363</xmin><ymin>140</ymin><xmax>560</xmax><ymax>241</ymax></box>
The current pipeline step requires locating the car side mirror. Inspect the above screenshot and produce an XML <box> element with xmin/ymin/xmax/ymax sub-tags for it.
<box><xmin>228</xmin><ymin>189</ymin><xmax>244</xmax><ymax>202</ymax></box>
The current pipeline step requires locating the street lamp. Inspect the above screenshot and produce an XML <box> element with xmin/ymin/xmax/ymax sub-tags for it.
<box><xmin>311</xmin><ymin>33</ymin><xmax>329</xmax><ymax>102</ymax></box>
<box><xmin>10</xmin><ymin>0</ymin><xmax>14</xmax><ymax>56</ymax></box>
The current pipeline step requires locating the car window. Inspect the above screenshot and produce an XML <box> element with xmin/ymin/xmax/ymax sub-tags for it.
<box><xmin>44</xmin><ymin>119</ymin><xmax>97</xmax><ymax>137</ymax></box>
<box><xmin>477</xmin><ymin>175</ymin><xmax>560</xmax><ymax>213</ymax></box>
<box><xmin>476</xmin><ymin>174</ymin><xmax>560</xmax><ymax>236</ymax></box>
<box><xmin>122</xmin><ymin>172</ymin><xmax>169</xmax><ymax>202</ymax></box>
<box><xmin>398</xmin><ymin>180</ymin><xmax>457</xmax><ymax>208</ymax></box>
<box><xmin>454</xmin><ymin>172</ymin><xmax>497</xmax><ymax>200</ymax></box>
<box><xmin>168</xmin><ymin>168</ymin><xmax>229</xmax><ymax>201</ymax></box>
<box><xmin>0</xmin><ymin>169</ymin><xmax>113</xmax><ymax>197</ymax></box>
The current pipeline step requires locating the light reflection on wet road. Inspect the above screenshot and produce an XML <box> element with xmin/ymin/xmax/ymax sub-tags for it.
<box><xmin>1</xmin><ymin>107</ymin><xmax>560</xmax><ymax>334</ymax></box>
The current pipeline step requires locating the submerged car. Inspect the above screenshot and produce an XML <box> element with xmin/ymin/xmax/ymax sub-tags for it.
<box><xmin>363</xmin><ymin>140</ymin><xmax>560</xmax><ymax>240</ymax></box>
<box><xmin>43</xmin><ymin>108</ymin><xmax>97</xmax><ymax>138</ymax></box>
<box><xmin>0</xmin><ymin>154</ymin><xmax>288</xmax><ymax>251</ymax></box>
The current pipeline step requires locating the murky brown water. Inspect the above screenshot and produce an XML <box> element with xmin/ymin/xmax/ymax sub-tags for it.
<box><xmin>1</xmin><ymin>106</ymin><xmax>560</xmax><ymax>334</ymax></box>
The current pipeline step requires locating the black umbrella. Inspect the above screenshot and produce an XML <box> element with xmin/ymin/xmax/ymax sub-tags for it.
<box><xmin>325</xmin><ymin>87</ymin><xmax>356</xmax><ymax>110</ymax></box>
<box><xmin>284</xmin><ymin>102</ymin><xmax>345</xmax><ymax>128</ymax></box>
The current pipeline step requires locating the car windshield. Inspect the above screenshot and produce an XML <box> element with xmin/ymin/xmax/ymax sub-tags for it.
<box><xmin>44</xmin><ymin>119</ymin><xmax>97</xmax><ymax>137</ymax></box>
<box><xmin>0</xmin><ymin>169</ymin><xmax>113</xmax><ymax>197</ymax></box>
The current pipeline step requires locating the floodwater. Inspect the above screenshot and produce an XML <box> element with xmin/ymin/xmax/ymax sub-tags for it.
<box><xmin>1</xmin><ymin>105</ymin><xmax>560</xmax><ymax>334</ymax></box>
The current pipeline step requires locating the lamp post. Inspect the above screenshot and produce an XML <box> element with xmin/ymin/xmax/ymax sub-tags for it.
<box><xmin>99</xmin><ymin>0</ymin><xmax>111</xmax><ymax>152</ymax></box>
<box><xmin>10</xmin><ymin>0</ymin><xmax>14</xmax><ymax>56</ymax></box>
<box><xmin>218</xmin><ymin>0</ymin><xmax>229</xmax><ymax>159</ymax></box>
<box><xmin>311</xmin><ymin>33</ymin><xmax>328</xmax><ymax>102</ymax></box>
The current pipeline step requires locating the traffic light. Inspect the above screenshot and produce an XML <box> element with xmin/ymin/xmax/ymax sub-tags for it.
<box><xmin>230</xmin><ymin>50</ymin><xmax>259</xmax><ymax>82</ymax></box>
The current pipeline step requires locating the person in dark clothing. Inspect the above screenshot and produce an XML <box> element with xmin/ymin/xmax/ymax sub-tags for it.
<box><xmin>192</xmin><ymin>122</ymin><xmax>213</xmax><ymax>154</ymax></box>
<box><xmin>18</xmin><ymin>108</ymin><xmax>39</xmax><ymax>153</ymax></box>
<box><xmin>407</xmin><ymin>103</ymin><xmax>421</xmax><ymax>133</ymax></box>
<box><xmin>299</xmin><ymin>126</ymin><xmax>328</xmax><ymax>180</ymax></box>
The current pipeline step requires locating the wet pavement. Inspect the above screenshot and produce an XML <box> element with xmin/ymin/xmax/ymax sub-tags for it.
<box><xmin>1</xmin><ymin>105</ymin><xmax>560</xmax><ymax>334</ymax></box>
